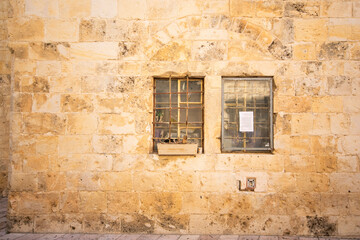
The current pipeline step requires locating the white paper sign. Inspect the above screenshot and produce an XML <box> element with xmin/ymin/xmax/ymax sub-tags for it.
<box><xmin>239</xmin><ymin>111</ymin><xmax>254</xmax><ymax>132</ymax></box>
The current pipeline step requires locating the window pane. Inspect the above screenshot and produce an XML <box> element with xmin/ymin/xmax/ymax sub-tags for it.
<box><xmin>154</xmin><ymin>78</ymin><xmax>204</xmax><ymax>152</ymax></box>
<box><xmin>156</xmin><ymin>80</ymin><xmax>169</xmax><ymax>93</ymax></box>
<box><xmin>222</xmin><ymin>77</ymin><xmax>272</xmax><ymax>152</ymax></box>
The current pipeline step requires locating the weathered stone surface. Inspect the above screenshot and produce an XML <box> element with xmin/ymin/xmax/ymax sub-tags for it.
<box><xmin>61</xmin><ymin>94</ymin><xmax>94</xmax><ymax>112</ymax></box>
<box><xmin>294</xmin><ymin>19</ymin><xmax>327</xmax><ymax>42</ymax></box>
<box><xmin>91</xmin><ymin>0</ymin><xmax>117</xmax><ymax>18</ymax></box>
<box><xmin>59</xmin><ymin>0</ymin><xmax>91</xmax><ymax>18</ymax></box>
<box><xmin>192</xmin><ymin>41</ymin><xmax>227</xmax><ymax>61</ymax></box>
<box><xmin>45</xmin><ymin>20</ymin><xmax>78</xmax><ymax>42</ymax></box>
<box><xmin>80</xmin><ymin>19</ymin><xmax>106</xmax><ymax>42</ymax></box>
<box><xmin>284</xmin><ymin>1</ymin><xmax>320</xmax><ymax>17</ymax></box>
<box><xmin>59</xmin><ymin>135</ymin><xmax>92</xmax><ymax>154</ymax></box>
<box><xmin>8</xmin><ymin>18</ymin><xmax>44</xmax><ymax>41</ymax></box>
<box><xmin>118</xmin><ymin>0</ymin><xmax>146</xmax><ymax>19</ymax></box>
<box><xmin>98</xmin><ymin>113</ymin><xmax>135</xmax><ymax>134</ymax></box>
<box><xmin>23</xmin><ymin>113</ymin><xmax>66</xmax><ymax>134</ymax></box>
<box><xmin>80</xmin><ymin>191</ymin><xmax>107</xmax><ymax>213</ymax></box>
<box><xmin>66</xmin><ymin>113</ymin><xmax>98</xmax><ymax>134</ymax></box>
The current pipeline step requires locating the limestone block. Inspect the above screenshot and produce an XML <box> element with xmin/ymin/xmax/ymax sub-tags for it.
<box><xmin>36</xmin><ymin>135</ymin><xmax>58</xmax><ymax>155</ymax></box>
<box><xmin>77</xmin><ymin>172</ymin><xmax>101</xmax><ymax>191</ymax></box>
<box><xmin>38</xmin><ymin>172</ymin><xmax>66</xmax><ymax>191</ymax></box>
<box><xmin>291</xmin><ymin>113</ymin><xmax>313</xmax><ymax>135</ymax></box>
<box><xmin>105</xmin><ymin>20</ymin><xmax>147</xmax><ymax>41</ymax></box>
<box><xmin>338</xmin><ymin>216</ymin><xmax>360</xmax><ymax>235</ymax></box>
<box><xmin>32</xmin><ymin>93</ymin><xmax>60</xmax><ymax>113</ymax></box>
<box><xmin>59</xmin><ymin>0</ymin><xmax>91</xmax><ymax>18</ymax></box>
<box><xmin>202</xmin><ymin>0</ymin><xmax>229</xmax><ymax>14</ymax></box>
<box><xmin>95</xmin><ymin>61</ymin><xmax>118</xmax><ymax>75</ymax></box>
<box><xmin>296</xmin><ymin>173</ymin><xmax>329</xmax><ymax>192</ymax></box>
<box><xmin>8</xmin><ymin>42</ymin><xmax>29</xmax><ymax>59</ymax></box>
<box><xmin>315</xmin><ymin>155</ymin><xmax>337</xmax><ymax>173</ymax></box>
<box><xmin>36</xmin><ymin>61</ymin><xmax>61</xmax><ymax>76</ymax></box>
<box><xmin>112</xmin><ymin>154</ymin><xmax>145</xmax><ymax>171</ymax></box>
<box><xmin>91</xmin><ymin>0</ymin><xmax>117</xmax><ymax>18</ymax></box>
<box><xmin>140</xmin><ymin>192</ymin><xmax>182</xmax><ymax>215</ymax></box>
<box><xmin>200</xmin><ymin>172</ymin><xmax>236</xmax><ymax>192</ymax></box>
<box><xmin>79</xmin><ymin>191</ymin><xmax>107</xmax><ymax>213</ymax></box>
<box><xmin>163</xmin><ymin>171</ymin><xmax>200</xmax><ymax>192</ymax></box>
<box><xmin>70</xmin><ymin>42</ymin><xmax>118</xmax><ymax>60</ymax></box>
<box><xmin>11</xmin><ymin>192</ymin><xmax>59</xmax><ymax>214</ymax></box>
<box><xmin>336</xmin><ymin>155</ymin><xmax>358</xmax><ymax>173</ymax></box>
<box><xmin>98</xmin><ymin>113</ymin><xmax>135</xmax><ymax>134</ymax></box>
<box><xmin>321</xmin><ymin>1</ymin><xmax>352</xmax><ymax>17</ymax></box>
<box><xmin>13</xmin><ymin>60</ymin><xmax>36</xmax><ymax>75</ymax></box>
<box><xmin>350</xmin><ymin>113</ymin><xmax>360</xmax><ymax>134</ymax></box>
<box><xmin>344</xmin><ymin>61</ymin><xmax>360</xmax><ymax>77</ymax></box>
<box><xmin>72</xmin><ymin>61</ymin><xmax>97</xmax><ymax>75</ymax></box>
<box><xmin>349</xmin><ymin>194</ymin><xmax>360</xmax><ymax>215</ymax></box>
<box><xmin>274</xmin><ymin>96</ymin><xmax>311</xmax><ymax>113</ymax></box>
<box><xmin>256</xmin><ymin>0</ymin><xmax>283</xmax><ymax>17</ymax></box>
<box><xmin>10</xmin><ymin>173</ymin><xmax>37</xmax><ymax>191</ymax></box>
<box><xmin>45</xmin><ymin>19</ymin><xmax>78</xmax><ymax>42</ymax></box>
<box><xmin>294</xmin><ymin>19</ymin><xmax>327</xmax><ymax>42</ymax></box>
<box><xmin>284</xmin><ymin>1</ymin><xmax>320</xmax><ymax>17</ymax></box>
<box><xmin>8</xmin><ymin>18</ymin><xmax>44</xmax><ymax>41</ymax></box>
<box><xmin>293</xmin><ymin>43</ymin><xmax>316</xmax><ymax>60</ymax></box>
<box><xmin>350</xmin><ymin>43</ymin><xmax>360</xmax><ymax>60</ymax></box>
<box><xmin>36</xmin><ymin>214</ymin><xmax>83</xmax><ymax>233</ymax></box>
<box><xmin>108</xmin><ymin>192</ymin><xmax>139</xmax><ymax>213</ymax></box>
<box><xmin>61</xmin><ymin>94</ymin><xmax>94</xmax><ymax>112</ymax></box>
<box><xmin>146</xmin><ymin>0</ymin><xmax>178</xmax><ymax>19</ymax></box>
<box><xmin>267</xmin><ymin>173</ymin><xmax>296</xmax><ymax>193</ymax></box>
<box><xmin>85</xmin><ymin>154</ymin><xmax>113</xmax><ymax>171</ymax></box>
<box><xmin>189</xmin><ymin>214</ymin><xmax>225</xmax><ymax>234</ymax></box>
<box><xmin>290</xmin><ymin>136</ymin><xmax>311</xmax><ymax>155</ymax></box>
<box><xmin>49</xmin><ymin>76</ymin><xmax>81</xmax><ymax>93</ymax></box>
<box><xmin>208</xmin><ymin>193</ymin><xmax>256</xmax><ymax>215</ymax></box>
<box><xmin>192</xmin><ymin>41</ymin><xmax>227</xmax><ymax>61</ymax></box>
<box><xmin>121</xmin><ymin>213</ymin><xmax>154</xmax><ymax>233</ymax></box>
<box><xmin>330</xmin><ymin>173</ymin><xmax>360</xmax><ymax>193</ymax></box>
<box><xmin>60</xmin><ymin>192</ymin><xmax>79</xmax><ymax>213</ymax></box>
<box><xmin>13</xmin><ymin>93</ymin><xmax>32</xmax><ymax>112</ymax></box>
<box><xmin>230</xmin><ymin>0</ymin><xmax>256</xmax><ymax>17</ymax></box>
<box><xmin>181</xmin><ymin>192</ymin><xmax>209</xmax><ymax>214</ymax></box>
<box><xmin>118</xmin><ymin>0</ymin><xmax>146</xmax><ymax>19</ymax></box>
<box><xmin>94</xmin><ymin>93</ymin><xmax>125</xmax><ymax>113</ymax></box>
<box><xmin>290</xmin><ymin>193</ymin><xmax>322</xmax><ymax>217</ymax></box>
<box><xmin>23</xmin><ymin>113</ymin><xmax>66</xmax><ymax>134</ymax></box>
<box><xmin>92</xmin><ymin>135</ymin><xmax>123</xmax><ymax>154</ymax></box>
<box><xmin>99</xmin><ymin>172</ymin><xmax>132</xmax><ymax>191</ymax></box>
<box><xmin>22</xmin><ymin>154</ymin><xmax>49</xmax><ymax>173</ymax></box>
<box><xmin>312</xmin><ymin>96</ymin><xmax>343</xmax><ymax>113</ymax></box>
<box><xmin>29</xmin><ymin>42</ymin><xmax>63</xmax><ymax>60</ymax></box>
<box><xmin>328</xmin><ymin>19</ymin><xmax>352</xmax><ymax>41</ymax></box>
<box><xmin>318</xmin><ymin>42</ymin><xmax>350</xmax><ymax>60</ymax></box>
<box><xmin>107</xmin><ymin>76</ymin><xmax>135</xmax><ymax>93</ymax></box>
<box><xmin>79</xmin><ymin>19</ymin><xmax>106</xmax><ymax>42</ymax></box>
<box><xmin>320</xmin><ymin>193</ymin><xmax>349</xmax><ymax>216</ymax></box>
<box><xmin>8</xmin><ymin>215</ymin><xmax>34</xmax><ymax>232</ymax></box>
<box><xmin>311</xmin><ymin>115</ymin><xmax>330</xmax><ymax>137</ymax></box>
<box><xmin>59</xmin><ymin>135</ymin><xmax>92</xmax><ymax>154</ymax></box>
<box><xmin>342</xmin><ymin>135</ymin><xmax>360</xmax><ymax>154</ymax></box>
<box><xmin>25</xmin><ymin>0</ymin><xmax>58</xmax><ymax>17</ymax></box>
<box><xmin>133</xmin><ymin>171</ymin><xmax>165</xmax><ymax>191</ymax></box>
<box><xmin>66</xmin><ymin>113</ymin><xmax>98</xmax><ymax>134</ymax></box>
<box><xmin>355</xmin><ymin>2</ymin><xmax>360</xmax><ymax>17</ymax></box>
<box><xmin>118</xmin><ymin>41</ymin><xmax>144</xmax><ymax>60</ymax></box>
<box><xmin>152</xmin><ymin>41</ymin><xmax>191</xmax><ymax>61</ymax></box>
<box><xmin>285</xmin><ymin>156</ymin><xmax>316</xmax><ymax>173</ymax></box>
<box><xmin>80</xmin><ymin>76</ymin><xmax>111</xmax><ymax>93</ymax></box>
<box><xmin>228</xmin><ymin>40</ymin><xmax>273</xmax><ymax>61</ymax></box>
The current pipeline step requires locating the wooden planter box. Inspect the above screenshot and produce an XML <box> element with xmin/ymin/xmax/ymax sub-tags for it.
<box><xmin>157</xmin><ymin>143</ymin><xmax>198</xmax><ymax>156</ymax></box>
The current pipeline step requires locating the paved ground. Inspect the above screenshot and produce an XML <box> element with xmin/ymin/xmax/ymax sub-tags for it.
<box><xmin>0</xmin><ymin>198</ymin><xmax>358</xmax><ymax>240</ymax></box>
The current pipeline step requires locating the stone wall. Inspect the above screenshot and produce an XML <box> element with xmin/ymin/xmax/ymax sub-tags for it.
<box><xmin>0</xmin><ymin>0</ymin><xmax>12</xmax><ymax>196</ymax></box>
<box><xmin>5</xmin><ymin>0</ymin><xmax>360</xmax><ymax>236</ymax></box>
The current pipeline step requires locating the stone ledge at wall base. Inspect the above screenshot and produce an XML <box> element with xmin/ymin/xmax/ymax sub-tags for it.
<box><xmin>157</xmin><ymin>143</ymin><xmax>198</xmax><ymax>156</ymax></box>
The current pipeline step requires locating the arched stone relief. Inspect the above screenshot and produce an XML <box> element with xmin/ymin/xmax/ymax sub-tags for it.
<box><xmin>143</xmin><ymin>15</ymin><xmax>292</xmax><ymax>62</ymax></box>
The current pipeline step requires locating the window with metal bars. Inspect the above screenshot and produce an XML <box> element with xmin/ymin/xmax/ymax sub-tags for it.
<box><xmin>153</xmin><ymin>77</ymin><xmax>204</xmax><ymax>152</ymax></box>
<box><xmin>221</xmin><ymin>77</ymin><xmax>273</xmax><ymax>152</ymax></box>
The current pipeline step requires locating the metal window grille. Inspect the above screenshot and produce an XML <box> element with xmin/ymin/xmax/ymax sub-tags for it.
<box><xmin>221</xmin><ymin>77</ymin><xmax>273</xmax><ymax>152</ymax></box>
<box><xmin>153</xmin><ymin>76</ymin><xmax>204</xmax><ymax>152</ymax></box>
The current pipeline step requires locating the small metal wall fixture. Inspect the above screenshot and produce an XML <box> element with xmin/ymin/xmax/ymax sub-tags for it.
<box><xmin>238</xmin><ymin>177</ymin><xmax>256</xmax><ymax>191</ymax></box>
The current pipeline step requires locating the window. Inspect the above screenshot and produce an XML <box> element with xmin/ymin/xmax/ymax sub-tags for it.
<box><xmin>221</xmin><ymin>77</ymin><xmax>273</xmax><ymax>152</ymax></box>
<box><xmin>153</xmin><ymin>77</ymin><xmax>204</xmax><ymax>152</ymax></box>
